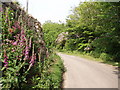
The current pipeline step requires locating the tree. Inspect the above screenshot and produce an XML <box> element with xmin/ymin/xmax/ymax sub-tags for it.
<box><xmin>42</xmin><ymin>21</ymin><xmax>66</xmax><ymax>48</ymax></box>
<box><xmin>65</xmin><ymin>2</ymin><xmax>120</xmax><ymax>62</ymax></box>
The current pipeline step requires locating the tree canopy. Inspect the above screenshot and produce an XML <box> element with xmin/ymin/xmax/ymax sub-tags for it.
<box><xmin>43</xmin><ymin>2</ymin><xmax>120</xmax><ymax>62</ymax></box>
<box><xmin>42</xmin><ymin>20</ymin><xmax>66</xmax><ymax>48</ymax></box>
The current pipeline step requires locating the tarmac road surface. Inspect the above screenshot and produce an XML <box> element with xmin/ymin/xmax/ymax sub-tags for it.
<box><xmin>57</xmin><ymin>53</ymin><xmax>118</xmax><ymax>88</ymax></box>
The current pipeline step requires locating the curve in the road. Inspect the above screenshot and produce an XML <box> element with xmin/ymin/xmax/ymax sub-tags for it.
<box><xmin>57</xmin><ymin>53</ymin><xmax>118</xmax><ymax>88</ymax></box>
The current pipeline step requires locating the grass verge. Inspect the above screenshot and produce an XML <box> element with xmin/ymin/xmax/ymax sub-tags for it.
<box><xmin>49</xmin><ymin>53</ymin><xmax>65</xmax><ymax>88</ymax></box>
<box><xmin>59</xmin><ymin>50</ymin><xmax>119</xmax><ymax>67</ymax></box>
<box><xmin>22</xmin><ymin>52</ymin><xmax>65</xmax><ymax>89</ymax></box>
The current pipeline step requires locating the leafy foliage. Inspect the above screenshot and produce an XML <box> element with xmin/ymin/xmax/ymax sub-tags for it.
<box><xmin>42</xmin><ymin>20</ymin><xmax>66</xmax><ymax>48</ymax></box>
<box><xmin>44</xmin><ymin>2</ymin><xmax>119</xmax><ymax>63</ymax></box>
<box><xmin>65</xmin><ymin>2</ymin><xmax>120</xmax><ymax>62</ymax></box>
<box><xmin>1</xmin><ymin>4</ymin><xmax>64</xmax><ymax>89</ymax></box>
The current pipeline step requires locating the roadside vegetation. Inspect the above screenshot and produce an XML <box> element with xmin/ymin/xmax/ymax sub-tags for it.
<box><xmin>43</xmin><ymin>2</ymin><xmax>120</xmax><ymax>67</ymax></box>
<box><xmin>59</xmin><ymin>50</ymin><xmax>119</xmax><ymax>66</ymax></box>
<box><xmin>1</xmin><ymin>1</ymin><xmax>119</xmax><ymax>89</ymax></box>
<box><xmin>0</xmin><ymin>2</ymin><xmax>64</xmax><ymax>89</ymax></box>
<box><xmin>28</xmin><ymin>51</ymin><xmax>64</xmax><ymax>89</ymax></box>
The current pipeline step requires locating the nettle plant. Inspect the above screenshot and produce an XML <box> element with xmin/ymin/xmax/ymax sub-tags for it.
<box><xmin>1</xmin><ymin>7</ymin><xmax>37</xmax><ymax>89</ymax></box>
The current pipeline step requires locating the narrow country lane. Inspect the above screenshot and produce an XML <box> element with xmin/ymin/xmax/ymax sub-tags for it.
<box><xmin>57</xmin><ymin>53</ymin><xmax>118</xmax><ymax>88</ymax></box>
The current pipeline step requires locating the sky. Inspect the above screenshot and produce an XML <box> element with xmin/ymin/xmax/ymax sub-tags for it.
<box><xmin>17</xmin><ymin>0</ymin><xmax>82</xmax><ymax>24</ymax></box>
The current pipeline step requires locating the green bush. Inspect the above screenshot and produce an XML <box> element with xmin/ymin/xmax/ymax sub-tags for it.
<box><xmin>90</xmin><ymin>51</ymin><xmax>100</xmax><ymax>58</ymax></box>
<box><xmin>31</xmin><ymin>53</ymin><xmax>64</xmax><ymax>89</ymax></box>
<box><xmin>100</xmin><ymin>53</ymin><xmax>112</xmax><ymax>61</ymax></box>
<box><xmin>65</xmin><ymin>39</ymin><xmax>77</xmax><ymax>51</ymax></box>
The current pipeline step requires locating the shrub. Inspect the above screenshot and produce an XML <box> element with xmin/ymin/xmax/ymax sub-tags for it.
<box><xmin>64</xmin><ymin>39</ymin><xmax>77</xmax><ymax>51</ymax></box>
<box><xmin>90</xmin><ymin>50</ymin><xmax>100</xmax><ymax>58</ymax></box>
<box><xmin>100</xmin><ymin>53</ymin><xmax>112</xmax><ymax>61</ymax></box>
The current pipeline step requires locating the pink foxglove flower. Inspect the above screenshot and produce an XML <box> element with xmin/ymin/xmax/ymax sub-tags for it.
<box><xmin>24</xmin><ymin>46</ymin><xmax>29</xmax><ymax>60</ymax></box>
<box><xmin>12</xmin><ymin>41</ymin><xmax>17</xmax><ymax>46</ymax></box>
<box><xmin>20</xmin><ymin>30</ymin><xmax>26</xmax><ymax>46</ymax></box>
<box><xmin>12</xmin><ymin>26</ymin><xmax>16</xmax><ymax>30</ymax></box>
<box><xmin>21</xmin><ymin>29</ymin><xmax>25</xmax><ymax>34</ymax></box>
<box><xmin>29</xmin><ymin>53</ymin><xmax>36</xmax><ymax>67</ymax></box>
<box><xmin>4</xmin><ymin>51</ymin><xmax>8</xmax><ymax>68</ymax></box>
<box><xmin>14</xmin><ymin>21</ymin><xmax>21</xmax><ymax>29</ymax></box>
<box><xmin>12</xmin><ymin>49</ymin><xmax>15</xmax><ymax>52</ymax></box>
